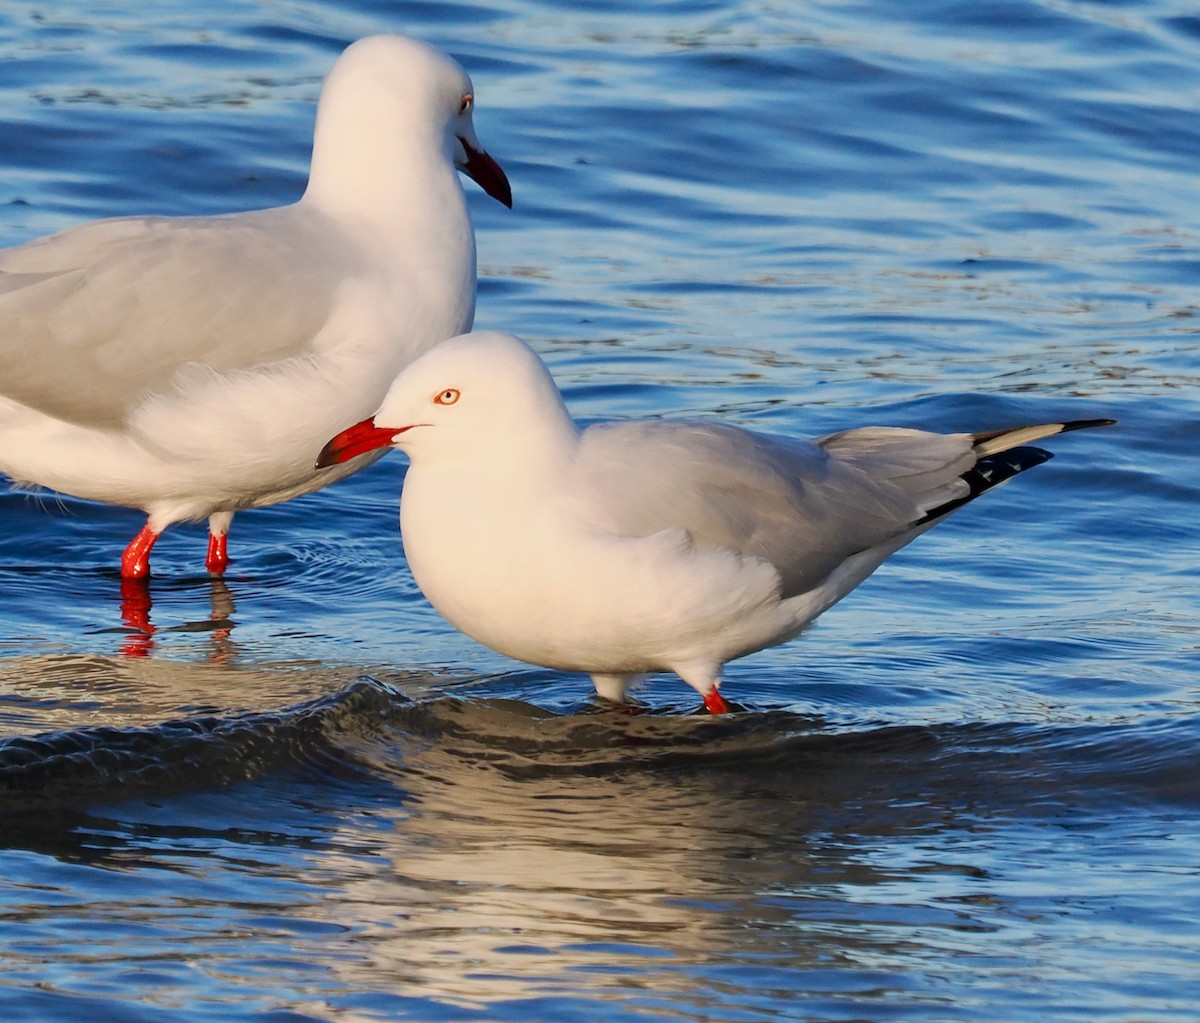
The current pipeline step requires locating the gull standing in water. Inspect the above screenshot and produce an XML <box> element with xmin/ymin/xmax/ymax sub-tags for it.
<box><xmin>0</xmin><ymin>34</ymin><xmax>511</xmax><ymax>579</ymax></box>
<box><xmin>318</xmin><ymin>331</ymin><xmax>1111</xmax><ymax>713</ymax></box>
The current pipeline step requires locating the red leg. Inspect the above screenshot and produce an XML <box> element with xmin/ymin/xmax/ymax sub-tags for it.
<box><xmin>703</xmin><ymin>688</ymin><xmax>730</xmax><ymax>715</ymax></box>
<box><xmin>121</xmin><ymin>523</ymin><xmax>159</xmax><ymax>579</ymax></box>
<box><xmin>206</xmin><ymin>531</ymin><xmax>230</xmax><ymax>575</ymax></box>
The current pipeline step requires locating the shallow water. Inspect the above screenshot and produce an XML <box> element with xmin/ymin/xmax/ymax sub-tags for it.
<box><xmin>0</xmin><ymin>1</ymin><xmax>1198</xmax><ymax>1020</ymax></box>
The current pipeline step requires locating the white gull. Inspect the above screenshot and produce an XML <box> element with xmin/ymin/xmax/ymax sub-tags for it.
<box><xmin>317</xmin><ymin>331</ymin><xmax>1112</xmax><ymax>713</ymax></box>
<box><xmin>0</xmin><ymin>34</ymin><xmax>511</xmax><ymax>578</ymax></box>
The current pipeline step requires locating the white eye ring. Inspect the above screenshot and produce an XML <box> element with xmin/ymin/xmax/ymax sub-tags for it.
<box><xmin>434</xmin><ymin>387</ymin><xmax>460</xmax><ymax>406</ymax></box>
<box><xmin>458</xmin><ymin>94</ymin><xmax>473</xmax><ymax>115</ymax></box>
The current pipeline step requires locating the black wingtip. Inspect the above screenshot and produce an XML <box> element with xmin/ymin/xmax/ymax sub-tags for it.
<box><xmin>1060</xmin><ymin>418</ymin><xmax>1117</xmax><ymax>434</ymax></box>
<box><xmin>968</xmin><ymin>445</ymin><xmax>1055</xmax><ymax>496</ymax></box>
<box><xmin>918</xmin><ymin>445</ymin><xmax>1054</xmax><ymax>525</ymax></box>
<box><xmin>915</xmin><ymin>418</ymin><xmax>1111</xmax><ymax>528</ymax></box>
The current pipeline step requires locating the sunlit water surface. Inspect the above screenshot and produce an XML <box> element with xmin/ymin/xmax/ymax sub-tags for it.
<box><xmin>0</xmin><ymin>1</ymin><xmax>1197</xmax><ymax>1020</ymax></box>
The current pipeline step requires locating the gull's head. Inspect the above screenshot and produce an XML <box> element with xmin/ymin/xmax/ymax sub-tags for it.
<box><xmin>308</xmin><ymin>34</ymin><xmax>511</xmax><ymax>208</ymax></box>
<box><xmin>316</xmin><ymin>331</ymin><xmax>575</xmax><ymax>470</ymax></box>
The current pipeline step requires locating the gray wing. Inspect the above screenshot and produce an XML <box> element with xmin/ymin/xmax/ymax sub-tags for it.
<box><xmin>0</xmin><ymin>207</ymin><xmax>349</xmax><ymax>427</ymax></box>
<box><xmin>575</xmin><ymin>420</ymin><xmax>976</xmax><ymax>598</ymax></box>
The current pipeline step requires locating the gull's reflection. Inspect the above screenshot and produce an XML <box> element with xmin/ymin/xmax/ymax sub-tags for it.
<box><xmin>292</xmin><ymin>708</ymin><xmax>863</xmax><ymax>1008</ymax></box>
<box><xmin>0</xmin><ymin>673</ymin><xmax>1011</xmax><ymax>1011</ymax></box>
<box><xmin>118</xmin><ymin>578</ymin><xmax>154</xmax><ymax>657</ymax></box>
<box><xmin>117</xmin><ymin>576</ymin><xmax>238</xmax><ymax>661</ymax></box>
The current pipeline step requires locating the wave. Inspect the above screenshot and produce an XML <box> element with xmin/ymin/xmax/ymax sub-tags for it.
<box><xmin>0</xmin><ymin>676</ymin><xmax>404</xmax><ymax>809</ymax></box>
<box><xmin>2</xmin><ymin>675</ymin><xmax>1197</xmax><ymax>815</ymax></box>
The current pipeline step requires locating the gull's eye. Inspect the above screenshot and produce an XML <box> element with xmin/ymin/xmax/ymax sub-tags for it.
<box><xmin>434</xmin><ymin>387</ymin><xmax>461</xmax><ymax>406</ymax></box>
<box><xmin>458</xmin><ymin>94</ymin><xmax>473</xmax><ymax>115</ymax></box>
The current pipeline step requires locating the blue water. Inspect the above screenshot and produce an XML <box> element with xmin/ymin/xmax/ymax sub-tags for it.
<box><xmin>1</xmin><ymin>1</ymin><xmax>1198</xmax><ymax>1020</ymax></box>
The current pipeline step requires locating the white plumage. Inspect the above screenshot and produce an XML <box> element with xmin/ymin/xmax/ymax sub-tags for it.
<box><xmin>318</xmin><ymin>331</ymin><xmax>1111</xmax><ymax>713</ymax></box>
<box><xmin>0</xmin><ymin>34</ymin><xmax>511</xmax><ymax>577</ymax></box>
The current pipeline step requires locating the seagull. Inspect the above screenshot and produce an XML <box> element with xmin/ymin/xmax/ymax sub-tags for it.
<box><xmin>0</xmin><ymin>34</ymin><xmax>511</xmax><ymax>579</ymax></box>
<box><xmin>317</xmin><ymin>331</ymin><xmax>1112</xmax><ymax>714</ymax></box>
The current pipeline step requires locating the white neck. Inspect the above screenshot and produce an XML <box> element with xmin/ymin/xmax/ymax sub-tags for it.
<box><xmin>300</xmin><ymin>99</ymin><xmax>476</xmax><ymax>331</ymax></box>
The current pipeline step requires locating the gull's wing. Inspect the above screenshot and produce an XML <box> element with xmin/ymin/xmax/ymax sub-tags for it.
<box><xmin>575</xmin><ymin>419</ymin><xmax>1019</xmax><ymax>599</ymax></box>
<box><xmin>0</xmin><ymin>208</ymin><xmax>349</xmax><ymax>428</ymax></box>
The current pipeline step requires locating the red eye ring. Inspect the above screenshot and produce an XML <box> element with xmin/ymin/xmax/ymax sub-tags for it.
<box><xmin>434</xmin><ymin>387</ymin><xmax>460</xmax><ymax>406</ymax></box>
<box><xmin>458</xmin><ymin>94</ymin><xmax>473</xmax><ymax>115</ymax></box>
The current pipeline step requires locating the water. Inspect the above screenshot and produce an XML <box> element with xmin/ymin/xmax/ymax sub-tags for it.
<box><xmin>0</xmin><ymin>0</ymin><xmax>1197</xmax><ymax>1019</ymax></box>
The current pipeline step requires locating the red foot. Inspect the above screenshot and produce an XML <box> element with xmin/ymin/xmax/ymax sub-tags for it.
<box><xmin>703</xmin><ymin>688</ymin><xmax>730</xmax><ymax>715</ymax></box>
<box><xmin>121</xmin><ymin>524</ymin><xmax>159</xmax><ymax>579</ymax></box>
<box><xmin>206</xmin><ymin>531</ymin><xmax>230</xmax><ymax>575</ymax></box>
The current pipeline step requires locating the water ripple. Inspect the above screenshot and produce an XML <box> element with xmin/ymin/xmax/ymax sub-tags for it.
<box><xmin>4</xmin><ymin>677</ymin><xmax>1196</xmax><ymax>821</ymax></box>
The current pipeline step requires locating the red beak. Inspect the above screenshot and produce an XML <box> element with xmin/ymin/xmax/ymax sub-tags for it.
<box><xmin>315</xmin><ymin>417</ymin><xmax>404</xmax><ymax>468</ymax></box>
<box><xmin>458</xmin><ymin>136</ymin><xmax>512</xmax><ymax>208</ymax></box>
